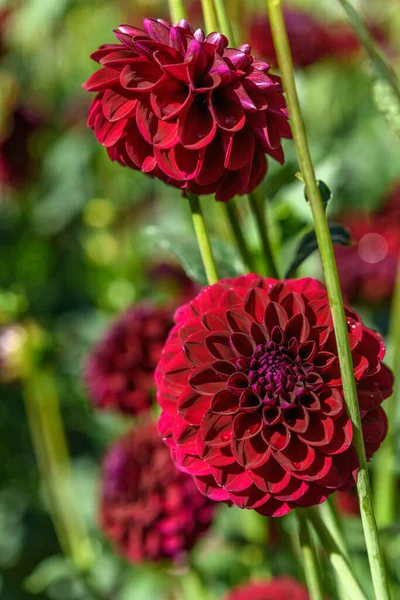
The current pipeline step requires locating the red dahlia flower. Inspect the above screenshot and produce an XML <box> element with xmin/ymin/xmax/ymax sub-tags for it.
<box><xmin>85</xmin><ymin>305</ymin><xmax>173</xmax><ymax>415</ymax></box>
<box><xmin>335</xmin><ymin>182</ymin><xmax>400</xmax><ymax>304</ymax></box>
<box><xmin>223</xmin><ymin>577</ymin><xmax>310</xmax><ymax>600</ymax></box>
<box><xmin>100</xmin><ymin>423</ymin><xmax>215</xmax><ymax>563</ymax></box>
<box><xmin>83</xmin><ymin>19</ymin><xmax>290</xmax><ymax>202</ymax></box>
<box><xmin>156</xmin><ymin>275</ymin><xmax>391</xmax><ymax>517</ymax></box>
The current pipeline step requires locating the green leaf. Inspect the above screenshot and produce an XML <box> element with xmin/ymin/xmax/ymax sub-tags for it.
<box><xmin>303</xmin><ymin>180</ymin><xmax>332</xmax><ymax>210</ymax></box>
<box><xmin>285</xmin><ymin>223</ymin><xmax>351</xmax><ymax>278</ymax></box>
<box><xmin>24</xmin><ymin>555</ymin><xmax>75</xmax><ymax>594</ymax></box>
<box><xmin>144</xmin><ymin>226</ymin><xmax>244</xmax><ymax>285</ymax></box>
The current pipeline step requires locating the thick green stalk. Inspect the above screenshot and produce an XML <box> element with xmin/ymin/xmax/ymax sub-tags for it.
<box><xmin>248</xmin><ymin>191</ymin><xmax>279</xmax><ymax>278</ymax></box>
<box><xmin>168</xmin><ymin>0</ymin><xmax>187</xmax><ymax>23</ymax></box>
<box><xmin>201</xmin><ymin>0</ymin><xmax>218</xmax><ymax>32</ymax></box>
<box><xmin>374</xmin><ymin>258</ymin><xmax>400</xmax><ymax>527</ymax></box>
<box><xmin>266</xmin><ymin>2</ymin><xmax>389</xmax><ymax>597</ymax></box>
<box><xmin>213</xmin><ymin>0</ymin><xmax>236</xmax><ymax>42</ymax></box>
<box><xmin>188</xmin><ymin>193</ymin><xmax>219</xmax><ymax>284</ymax></box>
<box><xmin>305</xmin><ymin>508</ymin><xmax>367</xmax><ymax>600</ymax></box>
<box><xmin>23</xmin><ymin>369</ymin><xmax>95</xmax><ymax>572</ymax></box>
<box><xmin>224</xmin><ymin>203</ymin><xmax>256</xmax><ymax>273</ymax></box>
<box><xmin>298</xmin><ymin>513</ymin><xmax>324</xmax><ymax>600</ymax></box>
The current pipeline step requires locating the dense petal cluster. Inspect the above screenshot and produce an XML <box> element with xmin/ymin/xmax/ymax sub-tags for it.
<box><xmin>223</xmin><ymin>577</ymin><xmax>310</xmax><ymax>600</ymax></box>
<box><xmin>83</xmin><ymin>18</ymin><xmax>290</xmax><ymax>202</ymax></box>
<box><xmin>100</xmin><ymin>423</ymin><xmax>215</xmax><ymax>563</ymax></box>
<box><xmin>85</xmin><ymin>305</ymin><xmax>173</xmax><ymax>415</ymax></box>
<box><xmin>250</xmin><ymin>8</ymin><xmax>386</xmax><ymax>68</ymax></box>
<box><xmin>156</xmin><ymin>275</ymin><xmax>391</xmax><ymax>517</ymax></box>
<box><xmin>335</xmin><ymin>182</ymin><xmax>400</xmax><ymax>304</ymax></box>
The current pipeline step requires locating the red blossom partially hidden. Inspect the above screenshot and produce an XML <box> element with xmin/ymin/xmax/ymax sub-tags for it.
<box><xmin>336</xmin><ymin>182</ymin><xmax>400</xmax><ymax>304</ymax></box>
<box><xmin>223</xmin><ymin>576</ymin><xmax>310</xmax><ymax>600</ymax></box>
<box><xmin>156</xmin><ymin>275</ymin><xmax>391</xmax><ymax>517</ymax></box>
<box><xmin>85</xmin><ymin>305</ymin><xmax>173</xmax><ymax>415</ymax></box>
<box><xmin>83</xmin><ymin>18</ymin><xmax>290</xmax><ymax>202</ymax></box>
<box><xmin>100</xmin><ymin>423</ymin><xmax>215</xmax><ymax>563</ymax></box>
<box><xmin>250</xmin><ymin>8</ymin><xmax>388</xmax><ymax>69</ymax></box>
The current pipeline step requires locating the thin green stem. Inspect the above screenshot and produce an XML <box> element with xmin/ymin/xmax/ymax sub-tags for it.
<box><xmin>213</xmin><ymin>0</ymin><xmax>236</xmax><ymax>43</ymax></box>
<box><xmin>201</xmin><ymin>0</ymin><xmax>218</xmax><ymax>32</ymax></box>
<box><xmin>248</xmin><ymin>190</ymin><xmax>279</xmax><ymax>278</ymax></box>
<box><xmin>298</xmin><ymin>513</ymin><xmax>324</xmax><ymax>600</ymax></box>
<box><xmin>304</xmin><ymin>508</ymin><xmax>367</xmax><ymax>600</ymax></box>
<box><xmin>188</xmin><ymin>193</ymin><xmax>219</xmax><ymax>284</ymax></box>
<box><xmin>23</xmin><ymin>369</ymin><xmax>95</xmax><ymax>572</ymax></box>
<box><xmin>266</xmin><ymin>2</ymin><xmax>389</xmax><ymax>598</ymax></box>
<box><xmin>319</xmin><ymin>500</ymin><xmax>350</xmax><ymax>600</ymax></box>
<box><xmin>224</xmin><ymin>203</ymin><xmax>256</xmax><ymax>273</ymax></box>
<box><xmin>168</xmin><ymin>0</ymin><xmax>187</xmax><ymax>23</ymax></box>
<box><xmin>374</xmin><ymin>257</ymin><xmax>400</xmax><ymax>527</ymax></box>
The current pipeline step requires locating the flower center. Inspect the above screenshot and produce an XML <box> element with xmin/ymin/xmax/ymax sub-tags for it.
<box><xmin>248</xmin><ymin>342</ymin><xmax>303</xmax><ymax>407</ymax></box>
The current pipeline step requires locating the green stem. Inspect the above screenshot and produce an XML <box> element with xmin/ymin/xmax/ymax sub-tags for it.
<box><xmin>168</xmin><ymin>0</ymin><xmax>187</xmax><ymax>23</ymax></box>
<box><xmin>213</xmin><ymin>0</ymin><xmax>236</xmax><ymax>42</ymax></box>
<box><xmin>319</xmin><ymin>500</ymin><xmax>350</xmax><ymax>600</ymax></box>
<box><xmin>304</xmin><ymin>508</ymin><xmax>367</xmax><ymax>600</ymax></box>
<box><xmin>266</xmin><ymin>2</ymin><xmax>390</xmax><ymax>598</ymax></box>
<box><xmin>201</xmin><ymin>0</ymin><xmax>218</xmax><ymax>32</ymax></box>
<box><xmin>224</xmin><ymin>203</ymin><xmax>256</xmax><ymax>273</ymax></box>
<box><xmin>298</xmin><ymin>513</ymin><xmax>325</xmax><ymax>600</ymax></box>
<box><xmin>374</xmin><ymin>257</ymin><xmax>400</xmax><ymax>527</ymax></box>
<box><xmin>188</xmin><ymin>193</ymin><xmax>219</xmax><ymax>284</ymax></box>
<box><xmin>248</xmin><ymin>190</ymin><xmax>279</xmax><ymax>278</ymax></box>
<box><xmin>23</xmin><ymin>369</ymin><xmax>95</xmax><ymax>572</ymax></box>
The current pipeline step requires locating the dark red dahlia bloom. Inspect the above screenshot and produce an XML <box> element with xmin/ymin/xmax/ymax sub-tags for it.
<box><xmin>335</xmin><ymin>182</ymin><xmax>400</xmax><ymax>304</ymax></box>
<box><xmin>83</xmin><ymin>19</ymin><xmax>290</xmax><ymax>202</ymax></box>
<box><xmin>156</xmin><ymin>275</ymin><xmax>392</xmax><ymax>517</ymax></box>
<box><xmin>85</xmin><ymin>305</ymin><xmax>173</xmax><ymax>415</ymax></box>
<box><xmin>100</xmin><ymin>423</ymin><xmax>215</xmax><ymax>563</ymax></box>
<box><xmin>223</xmin><ymin>577</ymin><xmax>310</xmax><ymax>600</ymax></box>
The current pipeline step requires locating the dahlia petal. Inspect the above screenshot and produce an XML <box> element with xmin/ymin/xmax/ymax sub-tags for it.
<box><xmin>100</xmin><ymin>50</ymin><xmax>142</xmax><ymax>68</ymax></box>
<box><xmin>172</xmin><ymin>416</ymin><xmax>198</xmax><ymax>453</ymax></box>
<box><xmin>169</xmin><ymin>25</ymin><xmax>187</xmax><ymax>55</ymax></box>
<box><xmin>178</xmin><ymin>95</ymin><xmax>217</xmax><ymax>150</ymax></box>
<box><xmin>226</xmin><ymin>309</ymin><xmax>253</xmax><ymax>334</ymax></box>
<box><xmin>209</xmin><ymin>88</ymin><xmax>246</xmax><ymax>132</ymax></box>
<box><xmin>283</xmin><ymin>405</ymin><xmax>310</xmax><ymax>433</ymax></box>
<box><xmin>249</xmin><ymin>322</ymin><xmax>269</xmax><ymax>345</ymax></box>
<box><xmin>320</xmin><ymin>388</ymin><xmax>344</xmax><ymax>417</ymax></box>
<box><xmin>186</xmin><ymin>39</ymin><xmax>214</xmax><ymax>87</ymax></box>
<box><xmin>195</xmin><ymin>136</ymin><xmax>226</xmax><ymax>186</ymax></box>
<box><xmin>136</xmin><ymin>101</ymin><xmax>179</xmax><ymax>148</ymax></box>
<box><xmin>233</xmin><ymin>413</ymin><xmax>263</xmax><ymax>440</ymax></box>
<box><xmin>223</xmin><ymin>128</ymin><xmax>255</xmax><ymax>171</ymax></box>
<box><xmin>205</xmin><ymin>332</ymin><xmax>235</xmax><ymax>360</ymax></box>
<box><xmin>317</xmin><ymin>452</ymin><xmax>351</xmax><ymax>489</ymax></box>
<box><xmin>248</xmin><ymin>456</ymin><xmax>291</xmax><ymax>493</ymax></box>
<box><xmin>90</xmin><ymin>44</ymin><xmax>123</xmax><ymax>63</ymax></box>
<box><xmin>223</xmin><ymin>47</ymin><xmax>251</xmax><ymax>70</ymax></box>
<box><xmin>150</xmin><ymin>79</ymin><xmax>191</xmax><ymax>120</ymax></box>
<box><xmin>239</xmin><ymin>390</ymin><xmax>262</xmax><ymax>412</ymax></box>
<box><xmin>189</xmin><ymin>365</ymin><xmax>226</xmax><ymax>394</ymax></box>
<box><xmin>262</xmin><ymin>405</ymin><xmax>282</xmax><ymax>426</ymax></box>
<box><xmin>200</xmin><ymin>412</ymin><xmax>233</xmax><ymax>446</ymax></box>
<box><xmin>211</xmin><ymin>360</ymin><xmax>236</xmax><ymax>379</ymax></box>
<box><xmin>184</xmin><ymin>330</ymin><xmax>214</xmax><ymax>365</ymax></box>
<box><xmin>277</xmin><ymin>436</ymin><xmax>315</xmax><ymax>471</ymax></box>
<box><xmin>231</xmin><ymin>431</ymin><xmax>270</xmax><ymax>468</ymax></box>
<box><xmin>210</xmin><ymin>390</ymin><xmax>240</xmax><ymax>415</ymax></box>
<box><xmin>321</xmin><ymin>414</ymin><xmax>352</xmax><ymax>455</ymax></box>
<box><xmin>120</xmin><ymin>60</ymin><xmax>163</xmax><ymax>91</ymax></box>
<box><xmin>125</xmin><ymin>124</ymin><xmax>154</xmax><ymax>169</ymax></box>
<box><xmin>246</xmin><ymin>66</ymin><xmax>276</xmax><ymax>90</ymax></box>
<box><xmin>262</xmin><ymin>424</ymin><xmax>290</xmax><ymax>451</ymax></box>
<box><xmin>281</xmin><ymin>292</ymin><xmax>306</xmax><ymax>317</ymax></box>
<box><xmin>227</xmin><ymin>372</ymin><xmax>250</xmax><ymax>395</ymax></box>
<box><xmin>201</xmin><ymin>442</ymin><xmax>236</xmax><ymax>467</ymax></box>
<box><xmin>176</xmin><ymin>448</ymin><xmax>211</xmax><ymax>475</ymax></box>
<box><xmin>102</xmin><ymin>90</ymin><xmax>137</xmax><ymax>121</ymax></box>
<box><xmin>94</xmin><ymin>112</ymin><xmax>127</xmax><ymax>147</ymax></box>
<box><xmin>178</xmin><ymin>386</ymin><xmax>211</xmax><ymax>425</ymax></box>
<box><xmin>298</xmin><ymin>414</ymin><xmax>335</xmax><ymax>447</ymax></box>
<box><xmin>194</xmin><ymin>474</ymin><xmax>230</xmax><ymax>500</ymax></box>
<box><xmin>297</xmin><ymin>341</ymin><xmax>317</xmax><ymax>362</ymax></box>
<box><xmin>143</xmin><ymin>18</ymin><xmax>171</xmax><ymax>45</ymax></box>
<box><xmin>161</xmin><ymin>61</ymin><xmax>191</xmax><ymax>83</ymax></box>
<box><xmin>154</xmin><ymin>144</ymin><xmax>199</xmax><ymax>181</ymax></box>
<box><xmin>164</xmin><ymin>353</ymin><xmax>192</xmax><ymax>392</ymax></box>
<box><xmin>244</xmin><ymin>287</ymin><xmax>270</xmax><ymax>323</ymax></box>
<box><xmin>285</xmin><ymin>314</ymin><xmax>310</xmax><ymax>343</ymax></box>
<box><xmin>228</xmin><ymin>486</ymin><xmax>269</xmax><ymax>510</ymax></box>
<box><xmin>256</xmin><ymin>498</ymin><xmax>292</xmax><ymax>517</ymax></box>
<box><xmin>211</xmin><ymin>463</ymin><xmax>252</xmax><ymax>492</ymax></box>
<box><xmin>362</xmin><ymin>408</ymin><xmax>388</xmax><ymax>457</ymax></box>
<box><xmin>230</xmin><ymin>332</ymin><xmax>255</xmax><ymax>358</ymax></box>
<box><xmin>83</xmin><ymin>67</ymin><xmax>121</xmax><ymax>91</ymax></box>
<box><xmin>274</xmin><ymin>478</ymin><xmax>310</xmax><ymax>502</ymax></box>
<box><xmin>247</xmin><ymin>148</ymin><xmax>268</xmax><ymax>191</ymax></box>
<box><xmin>265</xmin><ymin>302</ymin><xmax>288</xmax><ymax>331</ymax></box>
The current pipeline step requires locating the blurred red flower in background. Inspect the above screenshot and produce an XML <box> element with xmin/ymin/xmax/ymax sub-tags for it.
<box><xmin>100</xmin><ymin>423</ymin><xmax>215</xmax><ymax>563</ymax></box>
<box><xmin>250</xmin><ymin>8</ymin><xmax>387</xmax><ymax>68</ymax></box>
<box><xmin>223</xmin><ymin>576</ymin><xmax>310</xmax><ymax>600</ymax></box>
<box><xmin>85</xmin><ymin>304</ymin><xmax>173</xmax><ymax>415</ymax></box>
<box><xmin>156</xmin><ymin>274</ymin><xmax>391</xmax><ymax>517</ymax></box>
<box><xmin>83</xmin><ymin>18</ymin><xmax>290</xmax><ymax>202</ymax></box>
<box><xmin>335</xmin><ymin>182</ymin><xmax>400</xmax><ymax>304</ymax></box>
<box><xmin>0</xmin><ymin>106</ymin><xmax>42</xmax><ymax>191</ymax></box>
<box><xmin>336</xmin><ymin>489</ymin><xmax>360</xmax><ymax>516</ymax></box>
